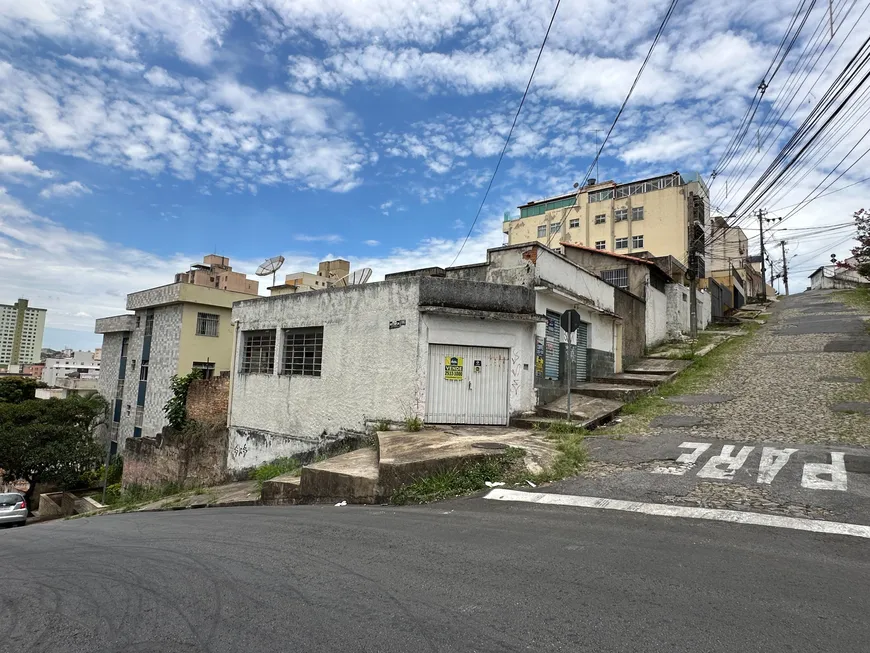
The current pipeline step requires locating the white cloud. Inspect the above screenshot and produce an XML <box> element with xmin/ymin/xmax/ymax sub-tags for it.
<box><xmin>0</xmin><ymin>154</ymin><xmax>52</xmax><ymax>178</ymax></box>
<box><xmin>364</xmin><ymin>239</ymin><xmax>380</xmax><ymax>246</ymax></box>
<box><xmin>143</xmin><ymin>66</ymin><xmax>181</xmax><ymax>89</ymax></box>
<box><xmin>39</xmin><ymin>181</ymin><xmax>92</xmax><ymax>198</ymax></box>
<box><xmin>294</xmin><ymin>234</ymin><xmax>344</xmax><ymax>243</ymax></box>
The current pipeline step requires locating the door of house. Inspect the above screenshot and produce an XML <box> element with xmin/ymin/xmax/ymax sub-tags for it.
<box><xmin>573</xmin><ymin>321</ymin><xmax>589</xmax><ymax>383</ymax></box>
<box><xmin>425</xmin><ymin>344</ymin><xmax>510</xmax><ymax>425</ymax></box>
<box><xmin>544</xmin><ymin>311</ymin><xmax>560</xmax><ymax>380</ymax></box>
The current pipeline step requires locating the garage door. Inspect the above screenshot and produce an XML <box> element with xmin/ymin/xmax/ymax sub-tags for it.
<box><xmin>574</xmin><ymin>320</ymin><xmax>589</xmax><ymax>383</ymax></box>
<box><xmin>425</xmin><ymin>344</ymin><xmax>510</xmax><ymax>425</ymax></box>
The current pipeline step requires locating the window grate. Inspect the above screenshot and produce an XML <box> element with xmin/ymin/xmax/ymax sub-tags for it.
<box><xmin>192</xmin><ymin>361</ymin><xmax>216</xmax><ymax>379</ymax></box>
<box><xmin>601</xmin><ymin>268</ymin><xmax>629</xmax><ymax>289</ymax></box>
<box><xmin>196</xmin><ymin>312</ymin><xmax>220</xmax><ymax>337</ymax></box>
<box><xmin>282</xmin><ymin>327</ymin><xmax>323</xmax><ymax>377</ymax></box>
<box><xmin>241</xmin><ymin>330</ymin><xmax>276</xmax><ymax>374</ymax></box>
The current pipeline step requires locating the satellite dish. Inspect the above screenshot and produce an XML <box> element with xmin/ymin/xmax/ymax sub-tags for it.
<box><xmin>334</xmin><ymin>267</ymin><xmax>373</xmax><ymax>287</ymax></box>
<box><xmin>256</xmin><ymin>255</ymin><xmax>285</xmax><ymax>287</ymax></box>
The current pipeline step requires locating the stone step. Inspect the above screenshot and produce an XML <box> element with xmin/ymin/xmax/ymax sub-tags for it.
<box><xmin>260</xmin><ymin>474</ymin><xmax>301</xmax><ymax>505</ymax></box>
<box><xmin>592</xmin><ymin>372</ymin><xmax>669</xmax><ymax>387</ymax></box>
<box><xmin>624</xmin><ymin>358</ymin><xmax>692</xmax><ymax>375</ymax></box>
<box><xmin>536</xmin><ymin>393</ymin><xmax>623</xmax><ymax>428</ymax></box>
<box><xmin>570</xmin><ymin>383</ymin><xmax>651</xmax><ymax>402</ymax></box>
<box><xmin>299</xmin><ymin>448</ymin><xmax>379</xmax><ymax>504</ymax></box>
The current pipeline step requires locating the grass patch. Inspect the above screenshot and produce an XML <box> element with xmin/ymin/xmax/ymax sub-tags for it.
<box><xmin>251</xmin><ymin>457</ymin><xmax>301</xmax><ymax>488</ymax></box>
<box><xmin>544</xmin><ymin>420</ymin><xmax>587</xmax><ymax>435</ymax></box>
<box><xmin>405</xmin><ymin>416</ymin><xmax>423</xmax><ymax>432</ymax></box>
<box><xmin>104</xmin><ymin>482</ymin><xmax>190</xmax><ymax>509</ymax></box>
<box><xmin>835</xmin><ymin>287</ymin><xmax>870</xmax><ymax>312</ymax></box>
<box><xmin>374</xmin><ymin>420</ymin><xmax>391</xmax><ymax>432</ymax></box>
<box><xmin>605</xmin><ymin>324</ymin><xmax>761</xmax><ymax>435</ymax></box>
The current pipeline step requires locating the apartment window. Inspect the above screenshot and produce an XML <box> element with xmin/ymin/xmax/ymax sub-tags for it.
<box><xmin>282</xmin><ymin>327</ymin><xmax>324</xmax><ymax>377</ymax></box>
<box><xmin>116</xmin><ymin>379</ymin><xmax>125</xmax><ymax>397</ymax></box>
<box><xmin>196</xmin><ymin>312</ymin><xmax>220</xmax><ymax>337</ymax></box>
<box><xmin>595</xmin><ymin>240</ymin><xmax>607</xmax><ymax>250</ymax></box>
<box><xmin>550</xmin><ymin>222</ymin><xmax>561</xmax><ymax>234</ymax></box>
<box><xmin>139</xmin><ymin>360</ymin><xmax>149</xmax><ymax>381</ymax></box>
<box><xmin>120</xmin><ymin>336</ymin><xmax>129</xmax><ymax>358</ymax></box>
<box><xmin>631</xmin><ymin>206</ymin><xmax>644</xmax><ymax>221</ymax></box>
<box><xmin>615</xmin><ymin>237</ymin><xmax>629</xmax><ymax>249</ymax></box>
<box><xmin>600</xmin><ymin>268</ymin><xmax>629</xmax><ymax>289</ymax></box>
<box><xmin>632</xmin><ymin>235</ymin><xmax>644</xmax><ymax>249</ymax></box>
<box><xmin>192</xmin><ymin>361</ymin><xmax>215</xmax><ymax>380</ymax></box>
<box><xmin>136</xmin><ymin>315</ymin><xmax>141</xmax><ymax>328</ymax></box>
<box><xmin>144</xmin><ymin>312</ymin><xmax>154</xmax><ymax>337</ymax></box>
<box><xmin>614</xmin><ymin>209</ymin><xmax>628</xmax><ymax>222</ymax></box>
<box><xmin>569</xmin><ymin>218</ymin><xmax>580</xmax><ymax>229</ymax></box>
<box><xmin>594</xmin><ymin>214</ymin><xmax>606</xmax><ymax>224</ymax></box>
<box><xmin>134</xmin><ymin>406</ymin><xmax>144</xmax><ymax>428</ymax></box>
<box><xmin>588</xmin><ymin>189</ymin><xmax>614</xmax><ymax>203</ymax></box>
<box><xmin>537</xmin><ymin>225</ymin><xmax>546</xmax><ymax>238</ymax></box>
<box><xmin>241</xmin><ymin>330</ymin><xmax>276</xmax><ymax>374</ymax></box>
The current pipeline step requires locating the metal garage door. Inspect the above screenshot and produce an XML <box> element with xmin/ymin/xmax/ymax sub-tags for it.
<box><xmin>574</xmin><ymin>321</ymin><xmax>589</xmax><ymax>383</ymax></box>
<box><xmin>544</xmin><ymin>311</ymin><xmax>560</xmax><ymax>380</ymax></box>
<box><xmin>425</xmin><ymin>344</ymin><xmax>510</xmax><ymax>425</ymax></box>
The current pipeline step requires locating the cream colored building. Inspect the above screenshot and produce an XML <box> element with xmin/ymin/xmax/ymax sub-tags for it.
<box><xmin>0</xmin><ymin>298</ymin><xmax>46</xmax><ymax>368</ymax></box>
<box><xmin>505</xmin><ymin>172</ymin><xmax>710</xmax><ymax>275</ymax></box>
<box><xmin>707</xmin><ymin>217</ymin><xmax>764</xmax><ymax>303</ymax></box>
<box><xmin>269</xmin><ymin>259</ymin><xmax>351</xmax><ymax>296</ymax></box>
<box><xmin>175</xmin><ymin>254</ymin><xmax>260</xmax><ymax>295</ymax></box>
<box><xmin>95</xmin><ymin>259</ymin><xmax>257</xmax><ymax>452</ymax></box>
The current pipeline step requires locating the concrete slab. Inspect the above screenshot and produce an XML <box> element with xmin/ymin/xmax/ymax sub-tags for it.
<box><xmin>377</xmin><ymin>428</ymin><xmax>558</xmax><ymax>497</ymax></box>
<box><xmin>539</xmin><ymin>394</ymin><xmax>623</xmax><ymax>428</ymax></box>
<box><xmin>260</xmin><ymin>474</ymin><xmax>301</xmax><ymax>505</ymax></box>
<box><xmin>300</xmin><ymin>448</ymin><xmax>379</xmax><ymax>504</ymax></box>
<box><xmin>135</xmin><ymin>481</ymin><xmax>260</xmax><ymax>512</ymax></box>
<box><xmin>572</xmin><ymin>383</ymin><xmax>651</xmax><ymax>402</ymax></box>
<box><xmin>625</xmin><ymin>358</ymin><xmax>692</xmax><ymax>375</ymax></box>
<box><xmin>593</xmin><ymin>373</ymin><xmax>670</xmax><ymax>387</ymax></box>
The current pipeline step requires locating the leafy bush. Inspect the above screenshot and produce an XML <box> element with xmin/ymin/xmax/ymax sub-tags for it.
<box><xmin>163</xmin><ymin>369</ymin><xmax>202</xmax><ymax>430</ymax></box>
<box><xmin>405</xmin><ymin>416</ymin><xmax>423</xmax><ymax>432</ymax></box>
<box><xmin>251</xmin><ymin>457</ymin><xmax>301</xmax><ymax>485</ymax></box>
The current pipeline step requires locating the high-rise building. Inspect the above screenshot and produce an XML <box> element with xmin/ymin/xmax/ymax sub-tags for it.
<box><xmin>95</xmin><ymin>255</ymin><xmax>257</xmax><ymax>453</ymax></box>
<box><xmin>504</xmin><ymin>171</ymin><xmax>710</xmax><ymax>274</ymax></box>
<box><xmin>174</xmin><ymin>254</ymin><xmax>260</xmax><ymax>295</ymax></box>
<box><xmin>0</xmin><ymin>298</ymin><xmax>47</xmax><ymax>368</ymax></box>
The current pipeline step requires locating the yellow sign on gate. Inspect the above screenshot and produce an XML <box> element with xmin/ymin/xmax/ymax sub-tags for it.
<box><xmin>444</xmin><ymin>356</ymin><xmax>464</xmax><ymax>381</ymax></box>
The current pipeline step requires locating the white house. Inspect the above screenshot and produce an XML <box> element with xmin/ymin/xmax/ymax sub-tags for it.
<box><xmin>42</xmin><ymin>350</ymin><xmax>100</xmax><ymax>387</ymax></box>
<box><xmin>809</xmin><ymin>257</ymin><xmax>869</xmax><ymax>290</ymax></box>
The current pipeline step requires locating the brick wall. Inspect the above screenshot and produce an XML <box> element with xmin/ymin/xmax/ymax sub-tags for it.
<box><xmin>122</xmin><ymin>425</ymin><xmax>229</xmax><ymax>489</ymax></box>
<box><xmin>187</xmin><ymin>377</ymin><xmax>229</xmax><ymax>424</ymax></box>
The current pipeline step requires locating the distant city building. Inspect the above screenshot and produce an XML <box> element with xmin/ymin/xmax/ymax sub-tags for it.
<box><xmin>269</xmin><ymin>259</ymin><xmax>351</xmax><ymax>296</ymax></box>
<box><xmin>809</xmin><ymin>257</ymin><xmax>870</xmax><ymax>290</ymax></box>
<box><xmin>95</xmin><ymin>254</ymin><xmax>258</xmax><ymax>453</ymax></box>
<box><xmin>504</xmin><ymin>171</ymin><xmax>710</xmax><ymax>275</ymax></box>
<box><xmin>174</xmin><ymin>255</ymin><xmax>260</xmax><ymax>296</ymax></box>
<box><xmin>42</xmin><ymin>351</ymin><xmax>100</xmax><ymax>387</ymax></box>
<box><xmin>0</xmin><ymin>298</ymin><xmax>47</xmax><ymax>369</ymax></box>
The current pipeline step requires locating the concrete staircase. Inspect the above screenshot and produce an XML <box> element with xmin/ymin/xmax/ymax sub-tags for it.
<box><xmin>260</xmin><ymin>427</ymin><xmax>555</xmax><ymax>506</ymax></box>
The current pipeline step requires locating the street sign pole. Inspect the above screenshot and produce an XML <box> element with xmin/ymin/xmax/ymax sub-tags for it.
<box><xmin>566</xmin><ymin>310</ymin><xmax>572</xmax><ymax>422</ymax></box>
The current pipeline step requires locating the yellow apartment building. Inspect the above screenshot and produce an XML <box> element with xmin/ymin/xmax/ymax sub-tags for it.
<box><xmin>504</xmin><ymin>171</ymin><xmax>710</xmax><ymax>275</ymax></box>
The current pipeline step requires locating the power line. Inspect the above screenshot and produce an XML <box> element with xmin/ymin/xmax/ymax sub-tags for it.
<box><xmin>449</xmin><ymin>0</ymin><xmax>563</xmax><ymax>267</ymax></box>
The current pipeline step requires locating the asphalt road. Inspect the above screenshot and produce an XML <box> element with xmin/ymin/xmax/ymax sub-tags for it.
<box><xmin>1</xmin><ymin>501</ymin><xmax>868</xmax><ymax>653</ymax></box>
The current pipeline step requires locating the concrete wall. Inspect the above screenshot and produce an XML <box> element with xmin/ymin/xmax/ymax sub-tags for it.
<box><xmin>645</xmin><ymin>285</ymin><xmax>668</xmax><ymax>347</ymax></box>
<box><xmin>122</xmin><ymin>425</ymin><xmax>229</xmax><ymax>489</ymax></box>
<box><xmin>420</xmin><ymin>313</ymin><xmax>535</xmax><ymax>416</ymax></box>
<box><xmin>228</xmin><ymin>280</ymin><xmax>423</xmax><ymax>471</ymax></box>
<box><xmin>561</xmin><ymin>246</ymin><xmax>651</xmax><ymax>298</ymax></box>
<box><xmin>697</xmin><ymin>290</ymin><xmax>712</xmax><ymax>330</ymax></box>
<box><xmin>614</xmin><ymin>288</ymin><xmax>646</xmax><ymax>363</ymax></box>
<box><xmin>666</xmin><ymin>284</ymin><xmax>690</xmax><ymax>338</ymax></box>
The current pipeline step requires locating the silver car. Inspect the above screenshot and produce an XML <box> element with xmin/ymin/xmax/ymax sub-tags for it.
<box><xmin>0</xmin><ymin>492</ymin><xmax>27</xmax><ymax>527</ymax></box>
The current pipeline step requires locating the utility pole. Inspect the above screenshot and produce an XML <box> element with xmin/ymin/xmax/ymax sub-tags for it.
<box><xmin>780</xmin><ymin>240</ymin><xmax>790</xmax><ymax>295</ymax></box>
<box><xmin>758</xmin><ymin>208</ymin><xmax>767</xmax><ymax>302</ymax></box>
<box><xmin>687</xmin><ymin>193</ymin><xmax>703</xmax><ymax>338</ymax></box>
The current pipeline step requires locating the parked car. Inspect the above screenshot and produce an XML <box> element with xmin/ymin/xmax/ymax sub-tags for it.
<box><xmin>0</xmin><ymin>492</ymin><xmax>27</xmax><ymax>527</ymax></box>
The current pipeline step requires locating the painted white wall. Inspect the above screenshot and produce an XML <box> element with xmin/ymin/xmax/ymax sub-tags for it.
<box><xmin>666</xmin><ymin>284</ymin><xmax>690</xmax><ymax>338</ymax></box>
<box><xmin>420</xmin><ymin>313</ymin><xmax>536</xmax><ymax>415</ymax></box>
<box><xmin>534</xmin><ymin>291</ymin><xmax>613</xmax><ymax>353</ymax></box>
<box><xmin>645</xmin><ymin>285</ymin><xmax>668</xmax><ymax>347</ymax></box>
<box><xmin>228</xmin><ymin>280</ymin><xmax>422</xmax><ymax>471</ymax></box>
<box><xmin>697</xmin><ymin>290</ymin><xmax>712</xmax><ymax>330</ymax></box>
<box><xmin>534</xmin><ymin>250</ymin><xmax>616</xmax><ymax>312</ymax></box>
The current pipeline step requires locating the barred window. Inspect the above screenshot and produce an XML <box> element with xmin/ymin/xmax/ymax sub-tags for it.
<box><xmin>594</xmin><ymin>214</ymin><xmax>606</xmax><ymax>224</ymax></box>
<box><xmin>601</xmin><ymin>268</ymin><xmax>629</xmax><ymax>289</ymax></box>
<box><xmin>595</xmin><ymin>240</ymin><xmax>607</xmax><ymax>250</ymax></box>
<box><xmin>569</xmin><ymin>218</ymin><xmax>580</xmax><ymax>228</ymax></box>
<box><xmin>614</xmin><ymin>209</ymin><xmax>628</xmax><ymax>222</ymax></box>
<box><xmin>631</xmin><ymin>206</ymin><xmax>644</xmax><ymax>221</ymax></box>
<box><xmin>632</xmin><ymin>234</ymin><xmax>644</xmax><ymax>248</ymax></box>
<box><xmin>615</xmin><ymin>237</ymin><xmax>629</xmax><ymax>249</ymax></box>
<box><xmin>196</xmin><ymin>312</ymin><xmax>220</xmax><ymax>337</ymax></box>
<box><xmin>139</xmin><ymin>360</ymin><xmax>149</xmax><ymax>381</ymax></box>
<box><xmin>241</xmin><ymin>330</ymin><xmax>276</xmax><ymax>374</ymax></box>
<box><xmin>192</xmin><ymin>361</ymin><xmax>215</xmax><ymax>379</ymax></box>
<box><xmin>282</xmin><ymin>327</ymin><xmax>323</xmax><ymax>377</ymax></box>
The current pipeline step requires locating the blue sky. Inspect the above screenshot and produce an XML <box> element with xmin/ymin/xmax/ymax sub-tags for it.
<box><xmin>0</xmin><ymin>0</ymin><xmax>866</xmax><ymax>350</ymax></box>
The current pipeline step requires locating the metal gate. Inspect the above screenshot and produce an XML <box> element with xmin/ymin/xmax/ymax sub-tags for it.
<box><xmin>574</xmin><ymin>321</ymin><xmax>589</xmax><ymax>383</ymax></box>
<box><xmin>544</xmin><ymin>311</ymin><xmax>560</xmax><ymax>380</ymax></box>
<box><xmin>425</xmin><ymin>344</ymin><xmax>510</xmax><ymax>425</ymax></box>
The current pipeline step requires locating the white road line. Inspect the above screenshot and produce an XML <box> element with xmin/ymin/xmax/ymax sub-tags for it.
<box><xmin>484</xmin><ymin>489</ymin><xmax>870</xmax><ymax>540</ymax></box>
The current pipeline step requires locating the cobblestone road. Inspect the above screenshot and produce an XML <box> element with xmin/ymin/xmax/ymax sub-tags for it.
<box><xmin>641</xmin><ymin>290</ymin><xmax>870</xmax><ymax>445</ymax></box>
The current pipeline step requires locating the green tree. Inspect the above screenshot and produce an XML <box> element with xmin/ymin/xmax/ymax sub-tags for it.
<box><xmin>163</xmin><ymin>369</ymin><xmax>202</xmax><ymax>430</ymax></box>
<box><xmin>0</xmin><ymin>394</ymin><xmax>107</xmax><ymax>508</ymax></box>
<box><xmin>0</xmin><ymin>377</ymin><xmax>43</xmax><ymax>404</ymax></box>
<box><xmin>852</xmin><ymin>208</ymin><xmax>870</xmax><ymax>278</ymax></box>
